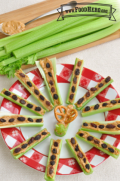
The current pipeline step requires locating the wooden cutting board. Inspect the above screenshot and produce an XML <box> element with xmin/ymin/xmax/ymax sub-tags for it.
<box><xmin>0</xmin><ymin>0</ymin><xmax>120</xmax><ymax>70</ymax></box>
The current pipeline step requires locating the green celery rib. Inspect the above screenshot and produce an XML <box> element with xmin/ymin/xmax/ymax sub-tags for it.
<box><xmin>81</xmin><ymin>120</ymin><xmax>120</xmax><ymax>135</ymax></box>
<box><xmin>76</xmin><ymin>131</ymin><xmax>120</xmax><ymax>159</ymax></box>
<box><xmin>10</xmin><ymin>128</ymin><xmax>50</xmax><ymax>159</ymax></box>
<box><xmin>66</xmin><ymin>58</ymin><xmax>84</xmax><ymax>104</ymax></box>
<box><xmin>13</xmin><ymin>15</ymin><xmax>120</xmax><ymax>59</ymax></box>
<box><xmin>36</xmin><ymin>58</ymin><xmax>62</xmax><ymax>105</ymax></box>
<box><xmin>0</xmin><ymin>88</ymin><xmax>46</xmax><ymax>116</ymax></box>
<box><xmin>4</xmin><ymin>0</ymin><xmax>119</xmax><ymax>53</ymax></box>
<box><xmin>0</xmin><ymin>49</ymin><xmax>6</xmax><ymax>57</ymax></box>
<box><xmin>0</xmin><ymin>57</ymin><xmax>18</xmax><ymax>69</ymax></box>
<box><xmin>81</xmin><ymin>98</ymin><xmax>120</xmax><ymax>117</ymax></box>
<box><xmin>0</xmin><ymin>115</ymin><xmax>43</xmax><ymax>129</ymax></box>
<box><xmin>75</xmin><ymin>78</ymin><xmax>113</xmax><ymax>110</ymax></box>
<box><xmin>66</xmin><ymin>139</ymin><xmax>93</xmax><ymax>175</ymax></box>
<box><xmin>44</xmin><ymin>139</ymin><xmax>62</xmax><ymax>181</ymax></box>
<box><xmin>0</xmin><ymin>47</ymin><xmax>3</xmax><ymax>51</ymax></box>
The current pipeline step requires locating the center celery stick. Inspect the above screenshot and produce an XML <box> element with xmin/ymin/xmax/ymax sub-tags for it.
<box><xmin>36</xmin><ymin>57</ymin><xmax>62</xmax><ymax>106</ymax></box>
<box><xmin>66</xmin><ymin>58</ymin><xmax>84</xmax><ymax>104</ymax></box>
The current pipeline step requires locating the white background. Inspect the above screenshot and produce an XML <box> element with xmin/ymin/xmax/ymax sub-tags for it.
<box><xmin>0</xmin><ymin>0</ymin><xmax>120</xmax><ymax>181</ymax></box>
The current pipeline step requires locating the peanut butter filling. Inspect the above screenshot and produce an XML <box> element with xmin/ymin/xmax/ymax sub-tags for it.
<box><xmin>75</xmin><ymin>76</ymin><xmax>112</xmax><ymax>108</ymax></box>
<box><xmin>68</xmin><ymin>138</ymin><xmax>90</xmax><ymax>173</ymax></box>
<box><xmin>77</xmin><ymin>130</ymin><xmax>119</xmax><ymax>155</ymax></box>
<box><xmin>13</xmin><ymin>129</ymin><xmax>49</xmax><ymax>156</ymax></box>
<box><xmin>68</xmin><ymin>60</ymin><xmax>83</xmax><ymax>103</ymax></box>
<box><xmin>2</xmin><ymin>20</ymin><xmax>25</xmax><ymax>35</ymax></box>
<box><xmin>15</xmin><ymin>69</ymin><xmax>53</xmax><ymax>111</ymax></box>
<box><xmin>0</xmin><ymin>115</ymin><xmax>43</xmax><ymax>127</ymax></box>
<box><xmin>40</xmin><ymin>58</ymin><xmax>60</xmax><ymax>105</ymax></box>
<box><xmin>2</xmin><ymin>89</ymin><xmax>45</xmax><ymax>115</ymax></box>
<box><xmin>47</xmin><ymin>139</ymin><xmax>61</xmax><ymax>178</ymax></box>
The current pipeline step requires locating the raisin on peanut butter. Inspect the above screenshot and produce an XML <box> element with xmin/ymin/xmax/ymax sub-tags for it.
<box><xmin>4</xmin><ymin>91</ymin><xmax>11</xmax><ymax>96</ymax></box>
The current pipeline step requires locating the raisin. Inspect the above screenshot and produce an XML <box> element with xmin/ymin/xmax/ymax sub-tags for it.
<box><xmin>49</xmin><ymin>167</ymin><xmax>54</xmax><ymax>174</ymax></box>
<box><xmin>27</xmin><ymin>81</ymin><xmax>32</xmax><ymax>87</ymax></box>
<box><xmin>52</xmin><ymin>148</ymin><xmax>57</xmax><ymax>154</ymax></box>
<box><xmin>101</xmin><ymin>143</ymin><xmax>107</xmax><ymax>148</ymax></box>
<box><xmin>83</xmin><ymin>123</ymin><xmax>88</xmax><ymax>126</ymax></box>
<box><xmin>48</xmin><ymin>72</ymin><xmax>52</xmax><ymax>77</ymax></box>
<box><xmin>19</xmin><ymin>73</ymin><xmax>25</xmax><ymax>77</ymax></box>
<box><xmin>73</xmin><ymin>77</ymin><xmax>77</xmax><ymax>84</ymax></box>
<box><xmin>98</xmin><ymin>83</ymin><xmax>103</xmax><ymax>88</ymax></box>
<box><xmin>17</xmin><ymin>117</ymin><xmax>25</xmax><ymax>121</ymax></box>
<box><xmin>9</xmin><ymin>118</ymin><xmax>14</xmax><ymax>122</ymax></box>
<box><xmin>42</xmin><ymin>132</ymin><xmax>47</xmax><ymax>135</ymax></box>
<box><xmin>99</xmin><ymin>125</ymin><xmax>104</xmax><ymax>129</ymax></box>
<box><xmin>22</xmin><ymin>144</ymin><xmax>28</xmax><ymax>149</ymax></box>
<box><xmin>87</xmin><ymin>136</ymin><xmax>93</xmax><ymax>141</ymax></box>
<box><xmin>28</xmin><ymin>118</ymin><xmax>33</xmax><ymax>122</ymax></box>
<box><xmin>4</xmin><ymin>91</ymin><xmax>11</xmax><ymax>96</ymax></box>
<box><xmin>53</xmin><ymin>94</ymin><xmax>58</xmax><ymax>99</ymax></box>
<box><xmin>106</xmin><ymin>124</ymin><xmax>115</xmax><ymax>129</ymax></box>
<box><xmin>77</xmin><ymin>97</ymin><xmax>84</xmax><ymax>105</ymax></box>
<box><xmin>75</xmin><ymin>69</ymin><xmax>80</xmax><ymax>75</ymax></box>
<box><xmin>77</xmin><ymin>152</ymin><xmax>83</xmax><ymax>158</ymax></box>
<box><xmin>105</xmin><ymin>76</ymin><xmax>111</xmax><ymax>83</ymax></box>
<box><xmin>86</xmin><ymin>91</ymin><xmax>90</xmax><ymax>97</ymax></box>
<box><xmin>90</xmin><ymin>87</ymin><xmax>97</xmax><ymax>91</ymax></box>
<box><xmin>110</xmin><ymin>100</ymin><xmax>117</xmax><ymax>104</ymax></box>
<box><xmin>27</xmin><ymin>103</ymin><xmax>33</xmax><ymax>108</ymax></box>
<box><xmin>118</xmin><ymin>100</ymin><xmax>120</xmax><ymax>103</ymax></box>
<box><xmin>34</xmin><ymin>89</ymin><xmax>39</xmax><ymax>95</ymax></box>
<box><xmin>14</xmin><ymin>148</ymin><xmax>21</xmax><ymax>153</ymax></box>
<box><xmin>94</xmin><ymin>104</ymin><xmax>99</xmax><ymax>110</ymax></box>
<box><xmin>54</xmin><ymin>142</ymin><xmax>58</xmax><ymax>147</ymax></box>
<box><xmin>75</xmin><ymin>145</ymin><xmax>79</xmax><ymax>152</ymax></box>
<box><xmin>94</xmin><ymin>140</ymin><xmax>100</xmax><ymax>144</ymax></box>
<box><xmin>51</xmin><ymin>155</ymin><xmax>56</xmax><ymax>160</ymax></box>
<box><xmin>51</xmin><ymin>87</ymin><xmax>55</xmax><ymax>93</ymax></box>
<box><xmin>71</xmin><ymin>138</ymin><xmax>76</xmax><ymax>144</ymax></box>
<box><xmin>69</xmin><ymin>94</ymin><xmax>74</xmax><ymax>100</ymax></box>
<box><xmin>46</xmin><ymin>101</ymin><xmax>50</xmax><ymax>106</ymax></box>
<box><xmin>0</xmin><ymin>118</ymin><xmax>6</xmax><ymax>122</ymax></box>
<box><xmin>28</xmin><ymin>137</ymin><xmax>34</xmax><ymax>144</ymax></box>
<box><xmin>40</xmin><ymin>95</ymin><xmax>45</xmax><ymax>101</ymax></box>
<box><xmin>36</xmin><ymin>119</ymin><xmax>42</xmax><ymax>122</ymax></box>
<box><xmin>83</xmin><ymin>158</ymin><xmax>86</xmax><ymax>163</ymax></box>
<box><xmin>35</xmin><ymin>107</ymin><xmax>41</xmax><ymax>111</ymax></box>
<box><xmin>108</xmin><ymin>147</ymin><xmax>114</xmax><ymax>153</ymax></box>
<box><xmin>46</xmin><ymin>63</ymin><xmax>50</xmax><ymax>68</ymax></box>
<box><xmin>117</xmin><ymin>124</ymin><xmax>120</xmax><ymax>128</ymax></box>
<box><xmin>34</xmin><ymin>135</ymin><xmax>41</xmax><ymax>140</ymax></box>
<box><xmin>79</xmin><ymin>133</ymin><xmax>84</xmax><ymax>137</ymax></box>
<box><xmin>50</xmin><ymin>161</ymin><xmax>55</xmax><ymax>166</ymax></box>
<box><xmin>91</xmin><ymin>123</ymin><xmax>97</xmax><ymax>128</ymax></box>
<box><xmin>20</xmin><ymin>99</ymin><xmax>26</xmax><ymax>104</ymax></box>
<box><xmin>85</xmin><ymin>164</ymin><xmax>90</xmax><ymax>170</ymax></box>
<box><xmin>12</xmin><ymin>95</ymin><xmax>17</xmax><ymax>100</ymax></box>
<box><xmin>77</xmin><ymin>61</ymin><xmax>81</xmax><ymax>67</ymax></box>
<box><xmin>85</xmin><ymin>106</ymin><xmax>90</xmax><ymax>111</ymax></box>
<box><xmin>71</xmin><ymin>86</ymin><xmax>75</xmax><ymax>93</ymax></box>
<box><xmin>49</xmin><ymin>80</ymin><xmax>53</xmax><ymax>85</ymax></box>
<box><xmin>102</xmin><ymin>103</ymin><xmax>108</xmax><ymax>107</ymax></box>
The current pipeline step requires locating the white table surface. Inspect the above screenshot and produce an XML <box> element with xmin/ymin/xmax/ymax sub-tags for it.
<box><xmin>0</xmin><ymin>0</ymin><xmax>120</xmax><ymax>181</ymax></box>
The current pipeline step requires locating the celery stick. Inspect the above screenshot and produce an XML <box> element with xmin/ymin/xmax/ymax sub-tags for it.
<box><xmin>0</xmin><ymin>50</ymin><xmax>6</xmax><ymax>57</ymax></box>
<box><xmin>0</xmin><ymin>47</ymin><xmax>3</xmax><ymax>51</ymax></box>
<box><xmin>76</xmin><ymin>130</ymin><xmax>120</xmax><ymax>159</ymax></box>
<box><xmin>81</xmin><ymin>120</ymin><xmax>120</xmax><ymax>135</ymax></box>
<box><xmin>10</xmin><ymin>128</ymin><xmax>50</xmax><ymax>159</ymax></box>
<box><xmin>13</xmin><ymin>16</ymin><xmax>120</xmax><ymax>59</ymax></box>
<box><xmin>0</xmin><ymin>57</ymin><xmax>18</xmax><ymax>69</ymax></box>
<box><xmin>36</xmin><ymin>57</ymin><xmax>62</xmax><ymax>105</ymax></box>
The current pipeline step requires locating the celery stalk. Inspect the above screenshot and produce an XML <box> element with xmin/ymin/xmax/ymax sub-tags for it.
<box><xmin>36</xmin><ymin>57</ymin><xmax>62</xmax><ymax>105</ymax></box>
<box><xmin>13</xmin><ymin>16</ymin><xmax>120</xmax><ymax>59</ymax></box>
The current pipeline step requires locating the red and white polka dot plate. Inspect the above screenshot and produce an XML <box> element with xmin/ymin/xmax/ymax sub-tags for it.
<box><xmin>1</xmin><ymin>64</ymin><xmax>120</xmax><ymax>175</ymax></box>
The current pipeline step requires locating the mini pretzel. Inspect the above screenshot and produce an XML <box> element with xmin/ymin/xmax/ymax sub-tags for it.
<box><xmin>54</xmin><ymin>105</ymin><xmax>78</xmax><ymax>124</ymax></box>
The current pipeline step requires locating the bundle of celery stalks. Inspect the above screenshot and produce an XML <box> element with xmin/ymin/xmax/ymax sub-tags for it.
<box><xmin>0</xmin><ymin>0</ymin><xmax>120</xmax><ymax>78</ymax></box>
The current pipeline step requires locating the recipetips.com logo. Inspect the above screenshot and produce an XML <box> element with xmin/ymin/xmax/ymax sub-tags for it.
<box><xmin>57</xmin><ymin>2</ymin><xmax>116</xmax><ymax>21</ymax></box>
